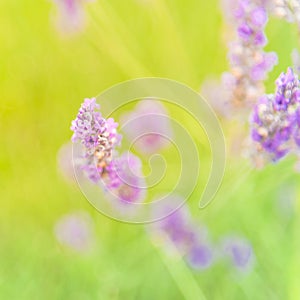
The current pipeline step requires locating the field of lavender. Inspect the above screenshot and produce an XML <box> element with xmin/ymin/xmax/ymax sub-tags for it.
<box><xmin>1</xmin><ymin>0</ymin><xmax>300</xmax><ymax>299</ymax></box>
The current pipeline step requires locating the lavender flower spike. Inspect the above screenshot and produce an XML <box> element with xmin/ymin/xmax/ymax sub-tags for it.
<box><xmin>71</xmin><ymin>98</ymin><xmax>146</xmax><ymax>204</ymax></box>
<box><xmin>187</xmin><ymin>241</ymin><xmax>214</xmax><ymax>270</ymax></box>
<box><xmin>250</xmin><ymin>67</ymin><xmax>300</xmax><ymax>165</ymax></box>
<box><xmin>71</xmin><ymin>98</ymin><xmax>121</xmax><ymax>180</ymax></box>
<box><xmin>149</xmin><ymin>197</ymin><xmax>214</xmax><ymax>270</ymax></box>
<box><xmin>220</xmin><ymin>0</ymin><xmax>278</xmax><ymax>110</ymax></box>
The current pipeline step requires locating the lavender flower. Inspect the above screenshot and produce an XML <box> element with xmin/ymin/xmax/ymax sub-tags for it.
<box><xmin>220</xmin><ymin>0</ymin><xmax>278</xmax><ymax>110</ymax></box>
<box><xmin>120</xmin><ymin>99</ymin><xmax>173</xmax><ymax>154</ymax></box>
<box><xmin>52</xmin><ymin>0</ymin><xmax>93</xmax><ymax>34</ymax></box>
<box><xmin>149</xmin><ymin>197</ymin><xmax>213</xmax><ymax>270</ymax></box>
<box><xmin>250</xmin><ymin>67</ymin><xmax>300</xmax><ymax>165</ymax></box>
<box><xmin>186</xmin><ymin>242</ymin><xmax>214</xmax><ymax>270</ymax></box>
<box><xmin>222</xmin><ymin>236</ymin><xmax>254</xmax><ymax>272</ymax></box>
<box><xmin>71</xmin><ymin>98</ymin><xmax>146</xmax><ymax>204</ymax></box>
<box><xmin>71</xmin><ymin>98</ymin><xmax>121</xmax><ymax>181</ymax></box>
<box><xmin>54</xmin><ymin>211</ymin><xmax>95</xmax><ymax>252</ymax></box>
<box><xmin>102</xmin><ymin>152</ymin><xmax>146</xmax><ymax>203</ymax></box>
<box><xmin>150</xmin><ymin>201</ymin><xmax>197</xmax><ymax>253</ymax></box>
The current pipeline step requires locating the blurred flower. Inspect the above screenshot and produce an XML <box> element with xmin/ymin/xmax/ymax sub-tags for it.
<box><xmin>249</xmin><ymin>67</ymin><xmax>300</xmax><ymax>165</ymax></box>
<box><xmin>52</xmin><ymin>0</ymin><xmax>93</xmax><ymax>35</ymax></box>
<box><xmin>121</xmin><ymin>99</ymin><xmax>173</xmax><ymax>154</ymax></box>
<box><xmin>186</xmin><ymin>242</ymin><xmax>214</xmax><ymax>270</ymax></box>
<box><xmin>220</xmin><ymin>0</ymin><xmax>278</xmax><ymax>111</ymax></box>
<box><xmin>150</xmin><ymin>200</ymin><xmax>196</xmax><ymax>253</ymax></box>
<box><xmin>222</xmin><ymin>236</ymin><xmax>254</xmax><ymax>272</ymax></box>
<box><xmin>148</xmin><ymin>197</ymin><xmax>214</xmax><ymax>270</ymax></box>
<box><xmin>102</xmin><ymin>152</ymin><xmax>146</xmax><ymax>203</ymax></box>
<box><xmin>54</xmin><ymin>211</ymin><xmax>95</xmax><ymax>252</ymax></box>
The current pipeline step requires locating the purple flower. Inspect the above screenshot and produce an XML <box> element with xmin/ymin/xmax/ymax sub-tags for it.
<box><xmin>253</xmin><ymin>31</ymin><xmax>267</xmax><ymax>46</ymax></box>
<box><xmin>263</xmin><ymin>51</ymin><xmax>279</xmax><ymax>69</ymax></box>
<box><xmin>237</xmin><ymin>23</ymin><xmax>253</xmax><ymax>40</ymax></box>
<box><xmin>121</xmin><ymin>100</ymin><xmax>173</xmax><ymax>154</ymax></box>
<box><xmin>52</xmin><ymin>0</ymin><xmax>92</xmax><ymax>34</ymax></box>
<box><xmin>187</xmin><ymin>242</ymin><xmax>213</xmax><ymax>270</ymax></box>
<box><xmin>220</xmin><ymin>0</ymin><xmax>278</xmax><ymax>109</ymax></box>
<box><xmin>71</xmin><ymin>98</ymin><xmax>121</xmax><ymax>180</ymax></box>
<box><xmin>250</xmin><ymin>7</ymin><xmax>268</xmax><ymax>27</ymax></box>
<box><xmin>54</xmin><ymin>211</ymin><xmax>95</xmax><ymax>252</ymax></box>
<box><xmin>149</xmin><ymin>197</ymin><xmax>214</xmax><ymax>271</ymax></box>
<box><xmin>102</xmin><ymin>152</ymin><xmax>146</xmax><ymax>203</ymax></box>
<box><xmin>222</xmin><ymin>236</ymin><xmax>254</xmax><ymax>272</ymax></box>
<box><xmin>250</xmin><ymin>68</ymin><xmax>300</xmax><ymax>164</ymax></box>
<box><xmin>274</xmin><ymin>68</ymin><xmax>300</xmax><ymax>109</ymax></box>
<box><xmin>149</xmin><ymin>197</ymin><xmax>200</xmax><ymax>253</ymax></box>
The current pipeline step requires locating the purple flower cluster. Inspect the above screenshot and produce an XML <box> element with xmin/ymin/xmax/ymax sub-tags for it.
<box><xmin>250</xmin><ymin>67</ymin><xmax>300</xmax><ymax>164</ymax></box>
<box><xmin>71</xmin><ymin>98</ymin><xmax>146</xmax><ymax>203</ymax></box>
<box><xmin>149</xmin><ymin>198</ymin><xmax>213</xmax><ymax>270</ymax></box>
<box><xmin>149</xmin><ymin>198</ymin><xmax>255</xmax><ymax>272</ymax></box>
<box><xmin>220</xmin><ymin>0</ymin><xmax>278</xmax><ymax>110</ymax></box>
<box><xmin>121</xmin><ymin>99</ymin><xmax>173</xmax><ymax>155</ymax></box>
<box><xmin>71</xmin><ymin>98</ymin><xmax>121</xmax><ymax>181</ymax></box>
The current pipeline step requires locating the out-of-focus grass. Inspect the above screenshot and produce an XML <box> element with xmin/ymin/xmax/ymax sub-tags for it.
<box><xmin>1</xmin><ymin>0</ymin><xmax>300</xmax><ymax>299</ymax></box>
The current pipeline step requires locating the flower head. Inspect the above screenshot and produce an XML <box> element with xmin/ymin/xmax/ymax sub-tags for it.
<box><xmin>220</xmin><ymin>0</ymin><xmax>277</xmax><ymax>111</ymax></box>
<box><xmin>149</xmin><ymin>197</ymin><xmax>214</xmax><ymax>270</ymax></box>
<box><xmin>71</xmin><ymin>98</ymin><xmax>146</xmax><ymax>206</ymax></box>
<box><xmin>187</xmin><ymin>242</ymin><xmax>214</xmax><ymax>270</ymax></box>
<box><xmin>71</xmin><ymin>98</ymin><xmax>121</xmax><ymax>179</ymax></box>
<box><xmin>250</xmin><ymin>68</ymin><xmax>300</xmax><ymax>164</ymax></box>
<box><xmin>121</xmin><ymin>99</ymin><xmax>173</xmax><ymax>154</ymax></box>
<box><xmin>222</xmin><ymin>236</ymin><xmax>254</xmax><ymax>272</ymax></box>
<box><xmin>54</xmin><ymin>211</ymin><xmax>95</xmax><ymax>252</ymax></box>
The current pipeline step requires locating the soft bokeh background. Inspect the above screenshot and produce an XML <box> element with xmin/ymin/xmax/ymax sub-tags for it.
<box><xmin>1</xmin><ymin>0</ymin><xmax>300</xmax><ymax>299</ymax></box>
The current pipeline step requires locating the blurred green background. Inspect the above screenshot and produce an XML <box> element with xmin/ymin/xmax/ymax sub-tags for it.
<box><xmin>1</xmin><ymin>0</ymin><xmax>300</xmax><ymax>299</ymax></box>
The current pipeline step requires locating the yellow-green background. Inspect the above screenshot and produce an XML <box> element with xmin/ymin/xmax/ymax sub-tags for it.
<box><xmin>1</xmin><ymin>0</ymin><xmax>300</xmax><ymax>299</ymax></box>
